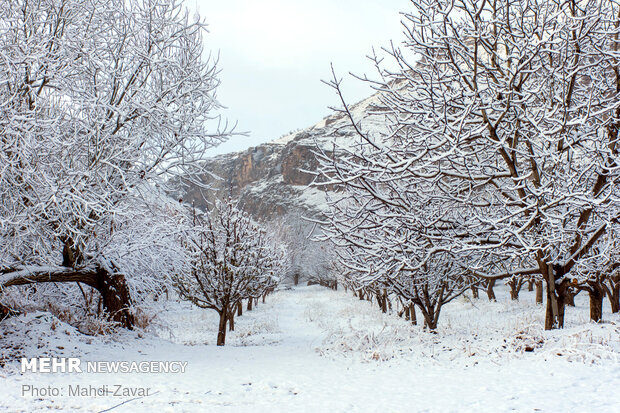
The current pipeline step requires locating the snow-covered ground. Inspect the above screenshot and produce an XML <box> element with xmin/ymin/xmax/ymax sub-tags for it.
<box><xmin>1</xmin><ymin>285</ymin><xmax>619</xmax><ymax>412</ymax></box>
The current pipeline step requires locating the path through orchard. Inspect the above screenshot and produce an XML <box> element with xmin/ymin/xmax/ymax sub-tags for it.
<box><xmin>1</xmin><ymin>286</ymin><xmax>619</xmax><ymax>412</ymax></box>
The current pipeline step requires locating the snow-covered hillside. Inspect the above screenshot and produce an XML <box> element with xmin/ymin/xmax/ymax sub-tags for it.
<box><xmin>1</xmin><ymin>286</ymin><xmax>618</xmax><ymax>412</ymax></box>
<box><xmin>182</xmin><ymin>93</ymin><xmax>387</xmax><ymax>221</ymax></box>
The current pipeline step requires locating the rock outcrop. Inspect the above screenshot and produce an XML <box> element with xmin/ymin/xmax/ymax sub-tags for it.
<box><xmin>182</xmin><ymin>92</ymin><xmax>386</xmax><ymax>222</ymax></box>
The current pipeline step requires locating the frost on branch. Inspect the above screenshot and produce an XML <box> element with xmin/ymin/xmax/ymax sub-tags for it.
<box><xmin>315</xmin><ymin>0</ymin><xmax>619</xmax><ymax>330</ymax></box>
<box><xmin>174</xmin><ymin>200</ymin><xmax>284</xmax><ymax>346</ymax></box>
<box><xmin>0</xmin><ymin>0</ymin><xmax>231</xmax><ymax>328</ymax></box>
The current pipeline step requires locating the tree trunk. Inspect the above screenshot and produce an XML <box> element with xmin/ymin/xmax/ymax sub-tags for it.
<box><xmin>510</xmin><ymin>287</ymin><xmax>519</xmax><ymax>301</ymax></box>
<box><xmin>228</xmin><ymin>309</ymin><xmax>235</xmax><ymax>331</ymax></box>
<box><xmin>509</xmin><ymin>288</ymin><xmax>518</xmax><ymax>301</ymax></box>
<box><xmin>544</xmin><ymin>265</ymin><xmax>568</xmax><ymax>330</ymax></box>
<box><xmin>610</xmin><ymin>285</ymin><xmax>620</xmax><ymax>313</ymax></box>
<box><xmin>410</xmin><ymin>303</ymin><xmax>417</xmax><ymax>326</ymax></box>
<box><xmin>237</xmin><ymin>301</ymin><xmax>243</xmax><ymax>317</ymax></box>
<box><xmin>377</xmin><ymin>292</ymin><xmax>387</xmax><ymax>313</ymax></box>
<box><xmin>588</xmin><ymin>283</ymin><xmax>605</xmax><ymax>323</ymax></box>
<box><xmin>419</xmin><ymin>303</ymin><xmax>438</xmax><ymax>330</ymax></box>
<box><xmin>564</xmin><ymin>288</ymin><xmax>576</xmax><ymax>307</ymax></box>
<box><xmin>217</xmin><ymin>309</ymin><xmax>228</xmax><ymax>346</ymax></box>
<box><xmin>247</xmin><ymin>298</ymin><xmax>253</xmax><ymax>311</ymax></box>
<box><xmin>544</xmin><ymin>292</ymin><xmax>565</xmax><ymax>330</ymax></box>
<box><xmin>1</xmin><ymin>264</ymin><xmax>135</xmax><ymax>329</ymax></box>
<box><xmin>508</xmin><ymin>278</ymin><xmax>521</xmax><ymax>301</ymax></box>
<box><xmin>422</xmin><ymin>312</ymin><xmax>437</xmax><ymax>330</ymax></box>
<box><xmin>293</xmin><ymin>274</ymin><xmax>299</xmax><ymax>286</ymax></box>
<box><xmin>382</xmin><ymin>291</ymin><xmax>389</xmax><ymax>313</ymax></box>
<box><xmin>535</xmin><ymin>280</ymin><xmax>543</xmax><ymax>304</ymax></box>
<box><xmin>604</xmin><ymin>280</ymin><xmax>620</xmax><ymax>313</ymax></box>
<box><xmin>486</xmin><ymin>279</ymin><xmax>496</xmax><ymax>301</ymax></box>
<box><xmin>471</xmin><ymin>284</ymin><xmax>479</xmax><ymax>299</ymax></box>
<box><xmin>528</xmin><ymin>280</ymin><xmax>534</xmax><ymax>292</ymax></box>
<box><xmin>95</xmin><ymin>267</ymin><xmax>134</xmax><ymax>329</ymax></box>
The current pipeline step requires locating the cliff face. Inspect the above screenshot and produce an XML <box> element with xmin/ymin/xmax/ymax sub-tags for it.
<box><xmin>182</xmin><ymin>92</ymin><xmax>386</xmax><ymax>222</ymax></box>
<box><xmin>183</xmin><ymin>138</ymin><xmax>327</xmax><ymax>221</ymax></box>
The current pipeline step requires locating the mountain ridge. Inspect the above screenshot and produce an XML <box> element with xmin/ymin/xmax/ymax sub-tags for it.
<box><xmin>182</xmin><ymin>91</ymin><xmax>387</xmax><ymax>222</ymax></box>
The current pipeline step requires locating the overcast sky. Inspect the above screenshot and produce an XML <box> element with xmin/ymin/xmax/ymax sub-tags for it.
<box><xmin>192</xmin><ymin>0</ymin><xmax>409</xmax><ymax>156</ymax></box>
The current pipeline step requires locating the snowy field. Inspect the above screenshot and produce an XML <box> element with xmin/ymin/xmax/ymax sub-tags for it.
<box><xmin>1</xmin><ymin>285</ymin><xmax>619</xmax><ymax>412</ymax></box>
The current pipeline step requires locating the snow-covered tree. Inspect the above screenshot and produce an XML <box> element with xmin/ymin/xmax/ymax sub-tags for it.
<box><xmin>175</xmin><ymin>200</ymin><xmax>283</xmax><ymax>346</ymax></box>
<box><xmin>314</xmin><ymin>186</ymin><xmax>468</xmax><ymax>328</ymax></box>
<box><xmin>269</xmin><ymin>212</ymin><xmax>337</xmax><ymax>287</ymax></box>
<box><xmin>0</xmin><ymin>0</ymin><xmax>230</xmax><ymax>327</ymax></box>
<box><xmin>1</xmin><ymin>191</ymin><xmax>190</xmax><ymax>331</ymax></box>
<box><xmin>316</xmin><ymin>0</ymin><xmax>619</xmax><ymax>329</ymax></box>
<box><xmin>571</xmin><ymin>230</ymin><xmax>620</xmax><ymax>321</ymax></box>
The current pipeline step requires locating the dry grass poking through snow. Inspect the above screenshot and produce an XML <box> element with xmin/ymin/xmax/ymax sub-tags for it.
<box><xmin>303</xmin><ymin>286</ymin><xmax>620</xmax><ymax>366</ymax></box>
<box><xmin>0</xmin><ymin>293</ymin><xmax>285</xmax><ymax>373</ymax></box>
<box><xmin>0</xmin><ymin>312</ymin><xmax>133</xmax><ymax>372</ymax></box>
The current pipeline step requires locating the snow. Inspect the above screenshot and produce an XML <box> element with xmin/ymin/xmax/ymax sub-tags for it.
<box><xmin>291</xmin><ymin>185</ymin><xmax>332</xmax><ymax>211</ymax></box>
<box><xmin>270</xmin><ymin>92</ymin><xmax>387</xmax><ymax>151</ymax></box>
<box><xmin>1</xmin><ymin>286</ymin><xmax>619</xmax><ymax>412</ymax></box>
<box><xmin>272</xmin><ymin>131</ymin><xmax>301</xmax><ymax>146</ymax></box>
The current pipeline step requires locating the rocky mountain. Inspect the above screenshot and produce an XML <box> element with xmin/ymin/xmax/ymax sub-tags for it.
<box><xmin>183</xmin><ymin>92</ymin><xmax>388</xmax><ymax>223</ymax></box>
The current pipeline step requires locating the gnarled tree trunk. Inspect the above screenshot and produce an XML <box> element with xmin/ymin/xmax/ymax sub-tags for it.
<box><xmin>486</xmin><ymin>279</ymin><xmax>496</xmax><ymax>301</ymax></box>
<box><xmin>586</xmin><ymin>281</ymin><xmax>605</xmax><ymax>323</ymax></box>
<box><xmin>420</xmin><ymin>305</ymin><xmax>439</xmax><ymax>330</ymax></box>
<box><xmin>564</xmin><ymin>288</ymin><xmax>577</xmax><ymax>307</ymax></box>
<box><xmin>95</xmin><ymin>267</ymin><xmax>134</xmax><ymax>329</ymax></box>
<box><xmin>507</xmin><ymin>277</ymin><xmax>523</xmax><ymax>301</ymax></box>
<box><xmin>1</xmin><ymin>264</ymin><xmax>134</xmax><ymax>329</ymax></box>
